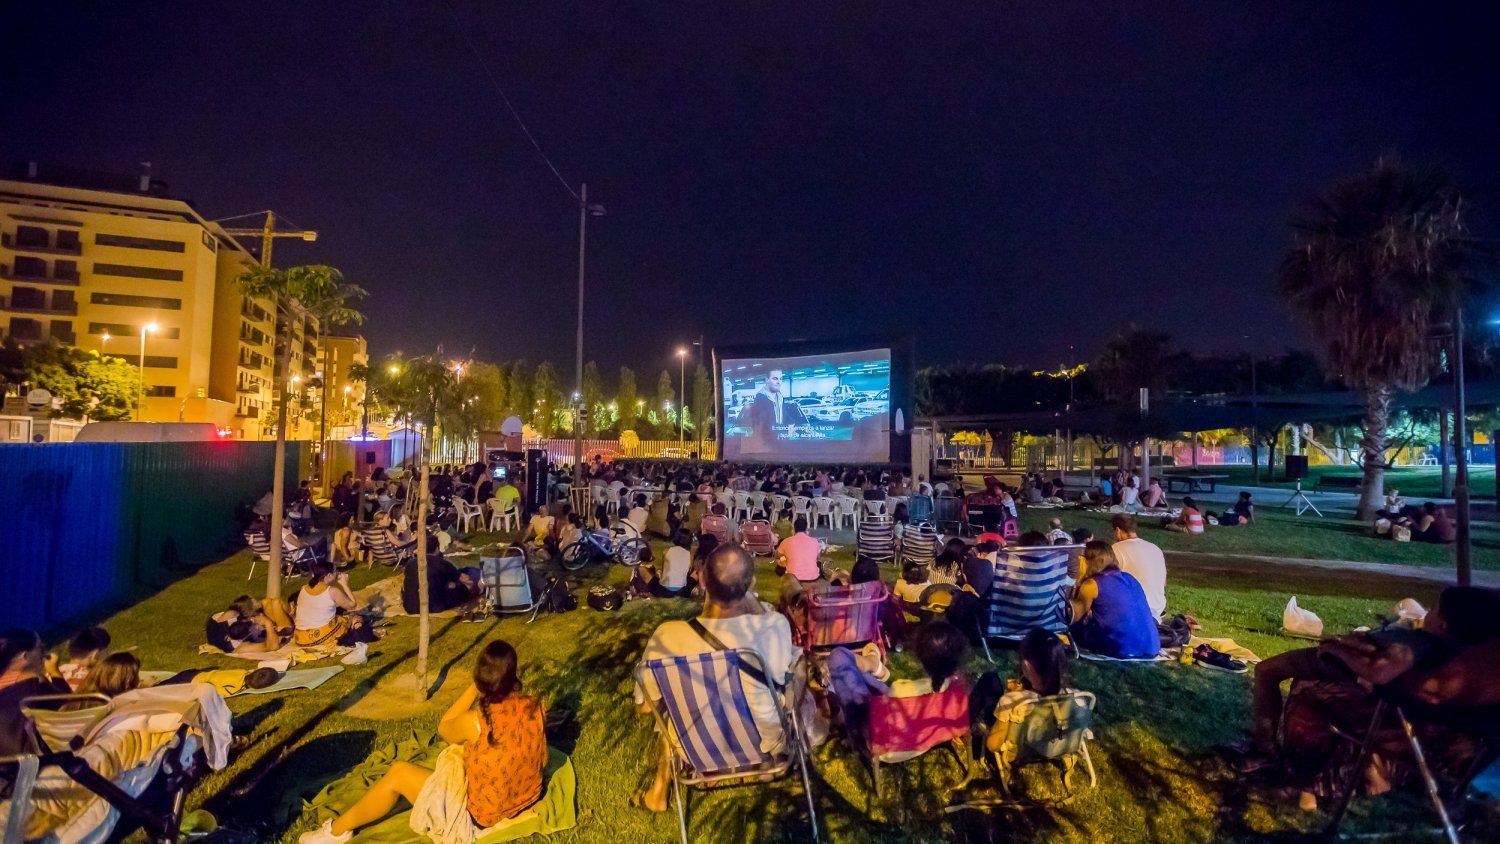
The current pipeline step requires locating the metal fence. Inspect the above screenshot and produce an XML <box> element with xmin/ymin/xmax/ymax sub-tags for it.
<box><xmin>0</xmin><ymin>440</ymin><xmax>301</xmax><ymax>630</ymax></box>
<box><xmin>523</xmin><ymin>437</ymin><xmax>718</xmax><ymax>463</ymax></box>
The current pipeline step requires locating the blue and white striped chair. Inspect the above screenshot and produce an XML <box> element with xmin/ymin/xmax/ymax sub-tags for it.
<box><xmin>637</xmin><ymin>649</ymin><xmax>820</xmax><ymax>843</ymax></box>
<box><xmin>899</xmin><ymin>523</ymin><xmax>940</xmax><ymax>567</ymax></box>
<box><xmin>856</xmin><ymin>514</ymin><xmax>896</xmax><ymax>563</ymax></box>
<box><xmin>985</xmin><ymin>545</ymin><xmax>1078</xmax><ymax>641</ymax></box>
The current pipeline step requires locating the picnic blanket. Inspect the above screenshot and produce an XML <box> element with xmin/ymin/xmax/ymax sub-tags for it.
<box><xmin>354</xmin><ymin>575</ymin><xmax>466</xmax><ymax>620</ymax></box>
<box><xmin>141</xmin><ymin>667</ymin><xmax>344</xmax><ymax>696</ymax></box>
<box><xmin>305</xmin><ymin>726</ymin><xmax>576</xmax><ymax>844</ymax></box>
<box><xmin>1077</xmin><ymin>649</ymin><xmax>1172</xmax><ymax>663</ymax></box>
<box><xmin>197</xmin><ymin>641</ymin><xmax>347</xmax><ymax>665</ymax></box>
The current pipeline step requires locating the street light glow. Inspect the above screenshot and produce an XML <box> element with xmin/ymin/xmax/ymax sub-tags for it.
<box><xmin>388</xmin><ymin>364</ymin><xmax>399</xmax><ymax>374</ymax></box>
<box><xmin>101</xmin><ymin>332</ymin><xmax>110</xmax><ymax>342</ymax></box>
<box><xmin>144</xmin><ymin>322</ymin><xmax>158</xmax><ymax>333</ymax></box>
<box><xmin>343</xmin><ymin>386</ymin><xmax>352</xmax><ymax>394</ymax></box>
<box><xmin>677</xmin><ymin>348</ymin><xmax>687</xmax><ymax>357</ymax></box>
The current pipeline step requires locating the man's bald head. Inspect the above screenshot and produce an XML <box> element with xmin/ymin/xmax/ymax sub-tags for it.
<box><xmin>703</xmin><ymin>543</ymin><xmax>755</xmax><ymax>605</ymax></box>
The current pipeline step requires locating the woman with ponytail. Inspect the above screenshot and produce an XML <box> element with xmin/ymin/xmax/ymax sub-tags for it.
<box><xmin>301</xmin><ymin>639</ymin><xmax>547</xmax><ymax>843</ymax></box>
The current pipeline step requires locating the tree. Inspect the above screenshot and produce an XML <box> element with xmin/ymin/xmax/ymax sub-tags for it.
<box><xmin>1094</xmin><ymin>328</ymin><xmax>1176</xmax><ymax>402</ymax></box>
<box><xmin>655</xmin><ymin>369</ymin><xmax>677</xmax><ymax>434</ymax></box>
<box><xmin>507</xmin><ymin>360</ymin><xmax>531</xmax><ymax>422</ymax></box>
<box><xmin>239</xmin><ymin>264</ymin><xmax>365</xmax><ymax>601</ymax></box>
<box><xmin>581</xmin><ymin>361</ymin><xmax>604</xmax><ymax>436</ymax></box>
<box><xmin>691</xmin><ymin>363</ymin><xmax>712</xmax><ymax>453</ymax></box>
<box><xmin>0</xmin><ymin>338</ymin><xmax>29</xmax><ymax>395</ymax></box>
<box><xmin>22</xmin><ymin>342</ymin><xmax>139</xmax><ymax>420</ymax></box>
<box><xmin>532</xmin><ymin>361</ymin><xmax>560</xmax><ymax>437</ymax></box>
<box><xmin>1278</xmin><ymin>158</ymin><xmax>1474</xmax><ymax>520</ymax></box>
<box><xmin>617</xmin><ymin>366</ymin><xmax>639</xmax><ymax>431</ymax></box>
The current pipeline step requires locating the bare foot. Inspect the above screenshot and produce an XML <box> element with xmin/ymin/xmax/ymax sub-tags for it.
<box><xmin>630</xmin><ymin>788</ymin><xmax>668</xmax><ymax>813</ymax></box>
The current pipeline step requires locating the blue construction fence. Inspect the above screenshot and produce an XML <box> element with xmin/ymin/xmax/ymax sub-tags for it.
<box><xmin>0</xmin><ymin>440</ymin><xmax>303</xmax><ymax>631</ymax></box>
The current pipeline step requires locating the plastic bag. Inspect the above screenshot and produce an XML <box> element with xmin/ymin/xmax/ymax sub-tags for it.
<box><xmin>1396</xmin><ymin>598</ymin><xmax>1427</xmax><ymax>623</ymax></box>
<box><xmin>1282</xmin><ymin>596</ymin><xmax>1324</xmax><ymax>638</ymax></box>
<box><xmin>1374</xmin><ymin>517</ymin><xmax>1391</xmax><ymax>535</ymax></box>
<box><xmin>1393</xmin><ymin>525</ymin><xmax>1412</xmax><ymax>542</ymax></box>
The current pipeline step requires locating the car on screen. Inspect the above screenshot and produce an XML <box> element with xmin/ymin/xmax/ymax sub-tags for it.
<box><xmin>854</xmin><ymin>396</ymin><xmax>889</xmax><ymax>416</ymax></box>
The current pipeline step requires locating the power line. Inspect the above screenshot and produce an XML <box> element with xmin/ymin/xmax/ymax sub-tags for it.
<box><xmin>444</xmin><ymin>2</ymin><xmax>580</xmax><ymax>203</ymax></box>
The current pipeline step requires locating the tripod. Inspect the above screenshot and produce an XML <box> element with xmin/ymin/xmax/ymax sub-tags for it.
<box><xmin>1282</xmin><ymin>479</ymin><xmax>1322</xmax><ymax>517</ymax></box>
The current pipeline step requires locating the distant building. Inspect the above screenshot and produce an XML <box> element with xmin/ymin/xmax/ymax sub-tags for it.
<box><xmin>0</xmin><ymin>164</ymin><xmax>362</xmax><ymax>440</ymax></box>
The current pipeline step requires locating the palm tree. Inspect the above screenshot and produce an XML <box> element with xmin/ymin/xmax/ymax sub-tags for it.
<box><xmin>1277</xmin><ymin>157</ymin><xmax>1473</xmax><ymax>520</ymax></box>
<box><xmin>1094</xmin><ymin>327</ymin><xmax>1175</xmax><ymax>402</ymax></box>
<box><xmin>239</xmin><ymin>265</ymin><xmax>365</xmax><ymax>602</ymax></box>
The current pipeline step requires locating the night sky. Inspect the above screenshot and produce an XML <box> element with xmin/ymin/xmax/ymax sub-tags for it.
<box><xmin>5</xmin><ymin>2</ymin><xmax>1498</xmax><ymax>376</ymax></box>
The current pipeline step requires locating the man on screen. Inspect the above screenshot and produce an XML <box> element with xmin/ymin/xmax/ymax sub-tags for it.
<box><xmin>736</xmin><ymin>369</ymin><xmax>806</xmax><ymax>442</ymax></box>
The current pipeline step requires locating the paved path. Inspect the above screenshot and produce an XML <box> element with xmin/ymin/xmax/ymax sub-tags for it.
<box><xmin>1166</xmin><ymin>550</ymin><xmax>1500</xmax><ymax>589</ymax></box>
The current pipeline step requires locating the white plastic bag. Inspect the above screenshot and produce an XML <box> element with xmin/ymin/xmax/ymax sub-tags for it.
<box><xmin>1282</xmin><ymin>596</ymin><xmax>1324</xmax><ymax>638</ymax></box>
<box><xmin>1396</xmin><ymin>598</ymin><xmax>1427</xmax><ymax>624</ymax></box>
<box><xmin>1374</xmin><ymin>517</ymin><xmax>1391</xmax><ymax>536</ymax></box>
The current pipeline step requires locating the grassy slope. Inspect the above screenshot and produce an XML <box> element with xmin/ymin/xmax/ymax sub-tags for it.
<box><xmin>90</xmin><ymin>530</ymin><xmax>1464</xmax><ymax>844</ymax></box>
<box><xmin>1014</xmin><ymin>507</ymin><xmax>1500</xmax><ymax>570</ymax></box>
<box><xmin>1158</xmin><ymin>465</ymin><xmax>1497</xmax><ymax>501</ymax></box>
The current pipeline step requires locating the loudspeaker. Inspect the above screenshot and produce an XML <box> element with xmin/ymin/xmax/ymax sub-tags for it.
<box><xmin>364</xmin><ymin>451</ymin><xmax>376</xmax><ymax>465</ymax></box>
<box><xmin>525</xmin><ymin>449</ymin><xmax>548</xmax><ymax>512</ymax></box>
<box><xmin>1285</xmin><ymin>455</ymin><xmax>1309</xmax><ymax>480</ymax></box>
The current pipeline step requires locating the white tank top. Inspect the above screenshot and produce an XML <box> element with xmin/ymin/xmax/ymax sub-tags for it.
<box><xmin>296</xmin><ymin>584</ymin><xmax>338</xmax><ymax>630</ymax></box>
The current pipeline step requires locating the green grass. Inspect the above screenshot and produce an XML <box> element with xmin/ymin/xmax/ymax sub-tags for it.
<box><xmin>81</xmin><ymin>530</ymin><xmax>1485</xmax><ymax>844</ymax></box>
<box><xmin>1013</xmin><ymin>508</ymin><xmax>1500</xmax><ymax>570</ymax></box>
<box><xmin>1163</xmin><ymin>464</ymin><xmax>1496</xmax><ymax>501</ymax></box>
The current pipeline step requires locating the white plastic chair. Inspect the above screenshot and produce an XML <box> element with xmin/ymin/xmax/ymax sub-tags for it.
<box><xmin>489</xmin><ymin>498</ymin><xmax>521</xmax><ymax>532</ymax></box>
<box><xmin>733</xmin><ymin>491</ymin><xmax>754</xmax><ymax>521</ymax></box>
<box><xmin>791</xmin><ymin>496</ymin><xmax>814</xmax><ymax>524</ymax></box>
<box><xmin>770</xmin><ymin>493</ymin><xmax>789</xmax><ymax>518</ymax></box>
<box><xmin>455</xmin><ymin>500</ymin><xmax>483</xmax><ymax>533</ymax></box>
<box><xmin>835</xmin><ymin>496</ymin><xmax>860</xmax><ymax>530</ymax></box>
<box><xmin>863</xmin><ymin>498</ymin><xmax>889</xmax><ymax>519</ymax></box>
<box><xmin>715</xmin><ymin>490</ymin><xmax>735</xmax><ymax>512</ymax></box>
<box><xmin>811</xmin><ymin>496</ymin><xmax>835</xmax><ymax>529</ymax></box>
<box><xmin>748</xmin><ymin>491</ymin><xmax>768</xmax><ymax>518</ymax></box>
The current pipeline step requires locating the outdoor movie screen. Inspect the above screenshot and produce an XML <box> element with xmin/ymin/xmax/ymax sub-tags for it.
<box><xmin>720</xmin><ymin>348</ymin><xmax>892</xmax><ymax>463</ymax></box>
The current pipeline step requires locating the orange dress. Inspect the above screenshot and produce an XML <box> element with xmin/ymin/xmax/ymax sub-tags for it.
<box><xmin>462</xmin><ymin>695</ymin><xmax>547</xmax><ymax>826</ymax></box>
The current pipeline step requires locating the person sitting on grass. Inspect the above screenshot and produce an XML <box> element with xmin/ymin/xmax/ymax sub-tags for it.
<box><xmin>206</xmin><ymin>595</ymin><xmax>295</xmax><ymax>655</ymax></box>
<box><xmin>64</xmin><ymin>652</ymin><xmax>142</xmax><ymax>710</ymax></box>
<box><xmin>59</xmin><ymin>626</ymin><xmax>110</xmax><ymax>690</ymax></box>
<box><xmin>402</xmin><ymin>536</ymin><xmax>477</xmax><ymax>616</ymax></box>
<box><xmin>979</xmin><ymin>629</ymin><xmax>1077</xmax><ymax>759</ymax></box>
<box><xmin>1110</xmin><ymin>515</ymin><xmax>1166</xmax><ymax>620</ymax></box>
<box><xmin>1071</xmin><ymin>542</ymin><xmax>1159</xmax><ymax>659</ymax></box>
<box><xmin>1235</xmin><ymin>586</ymin><xmax>1500</xmax><ymax>780</ymax></box>
<box><xmin>1412</xmin><ymin>501</ymin><xmax>1457</xmax><ymax>544</ymax></box>
<box><xmin>775</xmin><ymin>517</ymin><xmax>823</xmax><ymax>583</ymax></box>
<box><xmin>300</xmin><ymin>639</ymin><xmax>547</xmax><ymax>844</ymax></box>
<box><xmin>298</xmin><ymin>562</ymin><xmax>377</xmax><ymax>649</ymax></box>
<box><xmin>1141</xmin><ymin>477</ymin><xmax>1167</xmax><ymax>509</ymax></box>
<box><xmin>1045</xmin><ymin>518</ymin><xmax>1070</xmax><ymax>545</ymax></box>
<box><xmin>1163</xmin><ymin>496</ymin><xmax>1205</xmax><ymax>534</ymax></box>
<box><xmin>1217</xmin><ymin>491</ymin><xmax>1255</xmax><ymax>526</ymax></box>
<box><xmin>329</xmin><ymin>513</ymin><xmax>361</xmax><ymax>567</ymax></box>
<box><xmin>634</xmin><ymin>544</ymin><xmax>812</xmax><ymax>813</ymax></box>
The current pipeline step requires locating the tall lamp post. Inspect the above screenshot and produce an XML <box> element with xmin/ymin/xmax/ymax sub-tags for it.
<box><xmin>676</xmin><ymin>347</ymin><xmax>688</xmax><ymax>454</ymax></box>
<box><xmin>1451</xmin><ymin>309</ymin><xmax>1471</xmax><ymax>586</ymax></box>
<box><xmin>573</xmin><ymin>185</ymin><xmax>606</xmax><ymax>487</ymax></box>
<box><xmin>135</xmin><ymin>322</ymin><xmax>158</xmax><ymax>420</ymax></box>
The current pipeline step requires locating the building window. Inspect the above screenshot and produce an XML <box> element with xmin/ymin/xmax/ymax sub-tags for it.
<box><xmin>92</xmin><ymin>263</ymin><xmax>183</xmax><ymax>281</ymax></box>
<box><xmin>49</xmin><ymin>320</ymin><xmax>74</xmax><ymax>343</ymax></box>
<box><xmin>13</xmin><ymin>226</ymin><xmax>49</xmax><ymax>248</ymax></box>
<box><xmin>56</xmin><ymin>230</ymin><xmax>81</xmax><ymax>252</ymax></box>
<box><xmin>95</xmin><ymin>233</ymin><xmax>186</xmax><ymax>253</ymax></box>
<box><xmin>7</xmin><ymin>318</ymin><xmax>43</xmax><ymax>340</ymax></box>
<box><xmin>145</xmin><ymin>385</ymin><xmax>176</xmax><ymax>398</ymax></box>
<box><xmin>10</xmin><ymin>287</ymin><xmax>45</xmax><ymax>309</ymax></box>
<box><xmin>87</xmin><ymin>322</ymin><xmax>181</xmax><ymax>339</ymax></box>
<box><xmin>53</xmin><ymin>259</ymin><xmax>79</xmax><ymax>282</ymax></box>
<box><xmin>89</xmin><ymin>292</ymin><xmax>182</xmax><ymax>309</ymax></box>
<box><xmin>12</xmin><ymin>256</ymin><xmax>47</xmax><ymax>279</ymax></box>
<box><xmin>51</xmin><ymin>290</ymin><xmax>76</xmax><ymax>312</ymax></box>
<box><xmin>114</xmin><ymin>354</ymin><xmax>179</xmax><ymax>368</ymax></box>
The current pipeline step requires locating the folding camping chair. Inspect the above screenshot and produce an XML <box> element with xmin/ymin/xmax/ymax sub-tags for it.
<box><xmin>856</xmin><ymin>515</ymin><xmax>896</xmax><ymax>563</ymax></box>
<box><xmin>866</xmin><ymin>679</ymin><xmax>971</xmax><ymax>793</ymax></box>
<box><xmin>1324</xmin><ymin>693</ymin><xmax>1500</xmax><ymax>844</ymax></box>
<box><xmin>907</xmin><ymin>494</ymin><xmax>935</xmax><ymax>525</ymax></box>
<box><xmin>21</xmin><ymin>694</ymin><xmax>110</xmax><ymax>753</ymax></box>
<box><xmin>933</xmin><ymin>495</ymin><xmax>965</xmax><ymax>534</ymax></box>
<box><xmin>699</xmin><ymin>514</ymin><xmax>733</xmax><ymax>546</ymax></box>
<box><xmin>244</xmin><ymin>530</ymin><xmax>272</xmax><ymax>581</ymax></box>
<box><xmin>360</xmin><ymin>525</ymin><xmax>415</xmax><ymax>569</ymax></box>
<box><xmin>948</xmin><ymin>690</ymin><xmax>1098</xmax><ymax>810</ymax></box>
<box><xmin>806</xmin><ymin>582</ymin><xmax>889</xmax><ymax>655</ymax></box>
<box><xmin>480</xmin><ymin>545</ymin><xmax>542</xmax><ymax>619</ymax></box>
<box><xmin>636</xmin><ymin>649</ymin><xmax>820</xmax><ymax>844</ymax></box>
<box><xmin>985</xmin><ymin>545</ymin><xmax>1076</xmax><ymax>645</ymax></box>
<box><xmin>740</xmin><ymin>519</ymin><xmax>777</xmax><ymax>556</ymax></box>
<box><xmin>899</xmin><ymin>523</ymin><xmax>939</xmax><ymax>567</ymax></box>
<box><xmin>244</xmin><ymin>531</ymin><xmax>317</xmax><ymax>580</ymax></box>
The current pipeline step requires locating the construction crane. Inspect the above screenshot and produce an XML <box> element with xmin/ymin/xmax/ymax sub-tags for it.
<box><xmin>214</xmin><ymin>210</ymin><xmax>317</xmax><ymax>269</ymax></box>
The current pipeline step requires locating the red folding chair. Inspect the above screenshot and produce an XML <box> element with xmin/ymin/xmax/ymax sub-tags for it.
<box><xmin>740</xmin><ymin>519</ymin><xmax>777</xmax><ymax>556</ymax></box>
<box><xmin>866</xmin><ymin>678</ymin><xmax>971</xmax><ymax>791</ymax></box>
<box><xmin>806</xmin><ymin>581</ymin><xmax>889</xmax><ymax>655</ymax></box>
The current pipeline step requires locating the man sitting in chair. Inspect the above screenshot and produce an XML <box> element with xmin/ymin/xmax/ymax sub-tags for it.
<box><xmin>633</xmin><ymin>544</ymin><xmax>811</xmax><ymax>812</ymax></box>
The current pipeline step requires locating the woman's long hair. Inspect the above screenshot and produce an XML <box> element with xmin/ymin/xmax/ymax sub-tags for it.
<box><xmin>1080</xmin><ymin>540</ymin><xmax>1118</xmax><ymax>580</ymax></box>
<box><xmin>1018</xmin><ymin>629</ymin><xmax>1067</xmax><ymax>697</ymax></box>
<box><xmin>68</xmin><ymin>652</ymin><xmax>141</xmax><ymax>708</ymax></box>
<box><xmin>474</xmin><ymin>639</ymin><xmax>521</xmax><ymax>745</ymax></box>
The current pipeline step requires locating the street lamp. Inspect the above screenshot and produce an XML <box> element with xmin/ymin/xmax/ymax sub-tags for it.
<box><xmin>136</xmin><ymin>322</ymin><xmax>158</xmax><ymax>420</ymax></box>
<box><xmin>101</xmin><ymin>332</ymin><xmax>110</xmax><ymax>354</ymax></box>
<box><xmin>676</xmin><ymin>347</ymin><xmax>688</xmax><ymax>454</ymax></box>
<box><xmin>573</xmin><ymin>185</ymin><xmax>606</xmax><ymax>486</ymax></box>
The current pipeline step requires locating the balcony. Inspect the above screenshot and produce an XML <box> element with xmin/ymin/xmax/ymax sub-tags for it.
<box><xmin>0</xmin><ymin>264</ymin><xmax>79</xmax><ymax>286</ymax></box>
<box><xmin>236</xmin><ymin>407</ymin><xmax>259</xmax><ymax>419</ymax></box>
<box><xmin>1</xmin><ymin>232</ymin><xmax>82</xmax><ymax>256</ymax></box>
<box><xmin>237</xmin><ymin>381</ymin><xmax>258</xmax><ymax>394</ymax></box>
<box><xmin>6</xmin><ymin>300</ymin><xmax>76</xmax><ymax>316</ymax></box>
<box><xmin>51</xmin><ymin>331</ymin><xmax>77</xmax><ymax>345</ymax></box>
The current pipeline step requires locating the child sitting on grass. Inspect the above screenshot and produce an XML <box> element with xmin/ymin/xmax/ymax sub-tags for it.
<box><xmin>59</xmin><ymin>627</ymin><xmax>110</xmax><ymax>690</ymax></box>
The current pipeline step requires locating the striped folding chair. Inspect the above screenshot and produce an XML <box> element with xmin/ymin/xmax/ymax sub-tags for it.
<box><xmin>856</xmin><ymin>515</ymin><xmax>895</xmax><ymax>563</ymax></box>
<box><xmin>244</xmin><ymin>530</ymin><xmax>272</xmax><ymax>581</ymax></box>
<box><xmin>740</xmin><ymin>519</ymin><xmax>777</xmax><ymax>556</ymax></box>
<box><xmin>360</xmin><ymin>526</ymin><xmax>414</xmax><ymax>569</ymax></box>
<box><xmin>637</xmin><ymin>649</ymin><xmax>820</xmax><ymax>844</ymax></box>
<box><xmin>899</xmin><ymin>523</ymin><xmax>939</xmax><ymax>567</ymax></box>
<box><xmin>985</xmin><ymin>545</ymin><xmax>1078</xmax><ymax>642</ymax></box>
<box><xmin>806</xmin><ymin>581</ymin><xmax>888</xmax><ymax>653</ymax></box>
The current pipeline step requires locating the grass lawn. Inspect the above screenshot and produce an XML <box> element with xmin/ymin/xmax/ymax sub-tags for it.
<box><xmin>1012</xmin><ymin>507</ymin><xmax>1500</xmax><ymax>570</ymax></box>
<box><xmin>79</xmin><ymin>528</ymin><xmax>1490</xmax><ymax>844</ymax></box>
<box><xmin>1162</xmin><ymin>464</ymin><xmax>1497</xmax><ymax>501</ymax></box>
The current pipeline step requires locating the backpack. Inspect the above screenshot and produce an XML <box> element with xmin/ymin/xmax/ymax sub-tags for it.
<box><xmin>539</xmin><ymin>577</ymin><xmax>577</xmax><ymax>613</ymax></box>
<box><xmin>1157</xmin><ymin>614</ymin><xmax>1193</xmax><ymax>649</ymax></box>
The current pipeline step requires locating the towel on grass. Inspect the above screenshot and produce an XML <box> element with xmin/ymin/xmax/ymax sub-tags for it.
<box><xmin>197</xmin><ymin>642</ymin><xmax>346</xmax><ymax>664</ymax></box>
<box><xmin>136</xmin><ymin>666</ymin><xmax>344</xmax><ymax>696</ymax></box>
<box><xmin>305</xmin><ymin>726</ymin><xmax>576</xmax><ymax>844</ymax></box>
<box><xmin>1187</xmin><ymin>636</ymin><xmax>1262</xmax><ymax>664</ymax></box>
<box><xmin>1076</xmin><ymin>650</ymin><xmax>1172</xmax><ymax>663</ymax></box>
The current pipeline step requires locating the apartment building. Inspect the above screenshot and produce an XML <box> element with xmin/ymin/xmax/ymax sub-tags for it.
<box><xmin>1</xmin><ymin>166</ymin><xmax>362</xmax><ymax>440</ymax></box>
<box><xmin>322</xmin><ymin>333</ymin><xmax>368</xmax><ymax>430</ymax></box>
